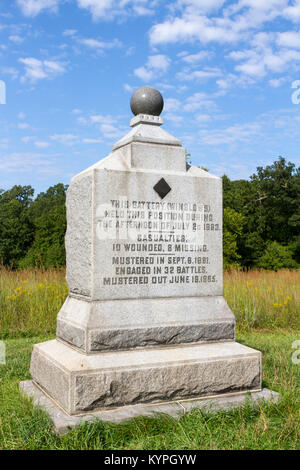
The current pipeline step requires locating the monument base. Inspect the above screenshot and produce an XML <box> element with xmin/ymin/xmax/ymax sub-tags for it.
<box><xmin>28</xmin><ymin>339</ymin><xmax>262</xmax><ymax>416</ymax></box>
<box><xmin>56</xmin><ymin>295</ymin><xmax>235</xmax><ymax>353</ymax></box>
<box><xmin>20</xmin><ymin>380</ymin><xmax>279</xmax><ymax>435</ymax></box>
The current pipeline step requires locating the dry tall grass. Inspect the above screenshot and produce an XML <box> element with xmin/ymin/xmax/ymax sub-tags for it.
<box><xmin>224</xmin><ymin>269</ymin><xmax>300</xmax><ymax>330</ymax></box>
<box><xmin>0</xmin><ymin>267</ymin><xmax>299</xmax><ymax>337</ymax></box>
<box><xmin>0</xmin><ymin>267</ymin><xmax>67</xmax><ymax>337</ymax></box>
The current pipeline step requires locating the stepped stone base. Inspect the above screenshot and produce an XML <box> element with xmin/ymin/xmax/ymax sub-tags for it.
<box><xmin>20</xmin><ymin>381</ymin><xmax>279</xmax><ymax>435</ymax></box>
<box><xmin>56</xmin><ymin>295</ymin><xmax>235</xmax><ymax>353</ymax></box>
<box><xmin>29</xmin><ymin>339</ymin><xmax>262</xmax><ymax>416</ymax></box>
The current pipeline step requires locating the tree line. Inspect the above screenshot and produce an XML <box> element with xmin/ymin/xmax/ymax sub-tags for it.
<box><xmin>0</xmin><ymin>157</ymin><xmax>299</xmax><ymax>271</ymax></box>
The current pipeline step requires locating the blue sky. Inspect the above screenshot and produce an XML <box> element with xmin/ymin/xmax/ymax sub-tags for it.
<box><xmin>1</xmin><ymin>0</ymin><xmax>300</xmax><ymax>195</ymax></box>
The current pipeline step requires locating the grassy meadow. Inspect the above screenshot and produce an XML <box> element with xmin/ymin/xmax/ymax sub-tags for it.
<box><xmin>0</xmin><ymin>267</ymin><xmax>299</xmax><ymax>338</ymax></box>
<box><xmin>0</xmin><ymin>267</ymin><xmax>299</xmax><ymax>449</ymax></box>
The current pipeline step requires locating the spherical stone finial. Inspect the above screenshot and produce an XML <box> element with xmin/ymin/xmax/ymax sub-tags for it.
<box><xmin>130</xmin><ymin>86</ymin><xmax>164</xmax><ymax>116</ymax></box>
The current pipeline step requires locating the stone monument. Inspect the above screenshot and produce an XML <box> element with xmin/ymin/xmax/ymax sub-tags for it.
<box><xmin>21</xmin><ymin>86</ymin><xmax>278</xmax><ymax>434</ymax></box>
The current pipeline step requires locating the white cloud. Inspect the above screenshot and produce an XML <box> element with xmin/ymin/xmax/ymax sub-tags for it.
<box><xmin>21</xmin><ymin>136</ymin><xmax>35</xmax><ymax>143</ymax></box>
<box><xmin>230</xmin><ymin>40</ymin><xmax>300</xmax><ymax>77</ymax></box>
<box><xmin>34</xmin><ymin>141</ymin><xmax>50</xmax><ymax>148</ymax></box>
<box><xmin>235</xmin><ymin>59</ymin><xmax>266</xmax><ymax>77</ymax></box>
<box><xmin>199</xmin><ymin>121</ymin><xmax>262</xmax><ymax>146</ymax></box>
<box><xmin>147</xmin><ymin>55</ymin><xmax>170</xmax><ymax>71</ymax></box>
<box><xmin>82</xmin><ymin>138</ymin><xmax>103</xmax><ymax>143</ymax></box>
<box><xmin>175</xmin><ymin>0</ymin><xmax>226</xmax><ymax>14</ymax></box>
<box><xmin>180</xmin><ymin>50</ymin><xmax>211</xmax><ymax>63</ymax></box>
<box><xmin>148</xmin><ymin>0</ymin><xmax>298</xmax><ymax>49</ymax></box>
<box><xmin>124</xmin><ymin>83</ymin><xmax>134</xmax><ymax>92</ymax></box>
<box><xmin>17</xmin><ymin>0</ymin><xmax>158</xmax><ymax>20</ymax></box>
<box><xmin>77</xmin><ymin>116</ymin><xmax>88</xmax><ymax>125</ymax></box>
<box><xmin>269</xmin><ymin>77</ymin><xmax>287</xmax><ymax>88</ymax></box>
<box><xmin>50</xmin><ymin>133</ymin><xmax>79</xmax><ymax>145</ymax></box>
<box><xmin>17</xmin><ymin>0</ymin><xmax>60</xmax><ymax>17</ymax></box>
<box><xmin>149</xmin><ymin>15</ymin><xmax>239</xmax><ymax>47</ymax></box>
<box><xmin>77</xmin><ymin>0</ymin><xmax>114</xmax><ymax>19</ymax></box>
<box><xmin>1</xmin><ymin>66</ymin><xmax>19</xmax><ymax>80</ymax></box>
<box><xmin>282</xmin><ymin>0</ymin><xmax>300</xmax><ymax>22</ymax></box>
<box><xmin>134</xmin><ymin>54</ymin><xmax>171</xmax><ymax>82</ymax></box>
<box><xmin>177</xmin><ymin>67</ymin><xmax>221</xmax><ymax>81</ymax></box>
<box><xmin>90</xmin><ymin>114</ymin><xmax>114</xmax><ymax>124</ymax></box>
<box><xmin>164</xmin><ymin>98</ymin><xmax>181</xmax><ymax>112</ymax></box>
<box><xmin>277</xmin><ymin>31</ymin><xmax>300</xmax><ymax>49</ymax></box>
<box><xmin>134</xmin><ymin>67</ymin><xmax>153</xmax><ymax>82</ymax></box>
<box><xmin>82</xmin><ymin>113</ymin><xmax>125</xmax><ymax>139</ymax></box>
<box><xmin>183</xmin><ymin>92</ymin><xmax>217</xmax><ymax>112</ymax></box>
<box><xmin>63</xmin><ymin>29</ymin><xmax>77</xmax><ymax>36</ymax></box>
<box><xmin>77</xmin><ymin>0</ymin><xmax>155</xmax><ymax>21</ymax></box>
<box><xmin>9</xmin><ymin>35</ymin><xmax>24</xmax><ymax>44</ymax></box>
<box><xmin>19</xmin><ymin>57</ymin><xmax>67</xmax><ymax>82</ymax></box>
<box><xmin>195</xmin><ymin>113</ymin><xmax>212</xmax><ymax>123</ymax></box>
<box><xmin>132</xmin><ymin>5</ymin><xmax>154</xmax><ymax>16</ymax></box>
<box><xmin>18</xmin><ymin>122</ymin><xmax>30</xmax><ymax>129</ymax></box>
<box><xmin>164</xmin><ymin>112</ymin><xmax>183</xmax><ymax>124</ymax></box>
<box><xmin>79</xmin><ymin>37</ymin><xmax>121</xmax><ymax>53</ymax></box>
<box><xmin>99</xmin><ymin>123</ymin><xmax>123</xmax><ymax>139</ymax></box>
<box><xmin>0</xmin><ymin>152</ymin><xmax>56</xmax><ymax>174</ymax></box>
<box><xmin>125</xmin><ymin>46</ymin><xmax>135</xmax><ymax>56</ymax></box>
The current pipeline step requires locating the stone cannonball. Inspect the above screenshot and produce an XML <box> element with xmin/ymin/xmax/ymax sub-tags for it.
<box><xmin>130</xmin><ymin>86</ymin><xmax>164</xmax><ymax>116</ymax></box>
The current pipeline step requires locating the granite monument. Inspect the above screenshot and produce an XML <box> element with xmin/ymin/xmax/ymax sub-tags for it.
<box><xmin>21</xmin><ymin>86</ymin><xmax>278</xmax><ymax>434</ymax></box>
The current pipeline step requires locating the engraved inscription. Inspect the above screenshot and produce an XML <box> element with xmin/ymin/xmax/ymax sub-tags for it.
<box><xmin>96</xmin><ymin>198</ymin><xmax>220</xmax><ymax>289</ymax></box>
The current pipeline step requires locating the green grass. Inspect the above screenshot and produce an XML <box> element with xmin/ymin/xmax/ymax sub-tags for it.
<box><xmin>0</xmin><ymin>330</ymin><xmax>299</xmax><ymax>450</ymax></box>
<box><xmin>0</xmin><ymin>268</ymin><xmax>299</xmax><ymax>449</ymax></box>
<box><xmin>1</xmin><ymin>268</ymin><xmax>299</xmax><ymax>339</ymax></box>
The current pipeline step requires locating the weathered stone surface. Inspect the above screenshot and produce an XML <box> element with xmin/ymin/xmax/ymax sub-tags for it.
<box><xmin>130</xmin><ymin>142</ymin><xmax>186</xmax><ymax>172</ymax></box>
<box><xmin>30</xmin><ymin>346</ymin><xmax>70</xmax><ymax>412</ymax></box>
<box><xmin>57</xmin><ymin>295</ymin><xmax>235</xmax><ymax>352</ymax></box>
<box><xmin>65</xmin><ymin>173</ymin><xmax>93</xmax><ymax>297</ymax></box>
<box><xmin>88</xmin><ymin>322</ymin><xmax>235</xmax><ymax>351</ymax></box>
<box><xmin>30</xmin><ymin>339</ymin><xmax>261</xmax><ymax>415</ymax></box>
<box><xmin>20</xmin><ymin>380</ymin><xmax>279</xmax><ymax>435</ymax></box>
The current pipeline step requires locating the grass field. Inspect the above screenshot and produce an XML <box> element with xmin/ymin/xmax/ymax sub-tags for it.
<box><xmin>0</xmin><ymin>268</ymin><xmax>299</xmax><ymax>449</ymax></box>
<box><xmin>0</xmin><ymin>267</ymin><xmax>299</xmax><ymax>338</ymax></box>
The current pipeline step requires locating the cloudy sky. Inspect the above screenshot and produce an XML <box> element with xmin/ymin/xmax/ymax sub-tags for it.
<box><xmin>1</xmin><ymin>0</ymin><xmax>300</xmax><ymax>194</ymax></box>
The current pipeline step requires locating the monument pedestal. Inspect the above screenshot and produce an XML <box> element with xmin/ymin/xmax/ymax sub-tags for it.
<box><xmin>56</xmin><ymin>295</ymin><xmax>235</xmax><ymax>352</ymax></box>
<box><xmin>21</xmin><ymin>87</ymin><xmax>278</xmax><ymax>434</ymax></box>
<box><xmin>29</xmin><ymin>339</ymin><xmax>262</xmax><ymax>415</ymax></box>
<box><xmin>20</xmin><ymin>380</ymin><xmax>278</xmax><ymax>435</ymax></box>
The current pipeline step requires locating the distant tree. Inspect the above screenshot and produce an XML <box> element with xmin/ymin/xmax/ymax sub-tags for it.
<box><xmin>0</xmin><ymin>186</ymin><xmax>34</xmax><ymax>266</ymax></box>
<box><xmin>223</xmin><ymin>175</ymin><xmax>261</xmax><ymax>266</ymax></box>
<box><xmin>29</xmin><ymin>183</ymin><xmax>67</xmax><ymax>220</ymax></box>
<box><xmin>223</xmin><ymin>207</ymin><xmax>245</xmax><ymax>268</ymax></box>
<box><xmin>223</xmin><ymin>157</ymin><xmax>300</xmax><ymax>267</ymax></box>
<box><xmin>288</xmin><ymin>235</ymin><xmax>300</xmax><ymax>265</ymax></box>
<box><xmin>19</xmin><ymin>184</ymin><xmax>67</xmax><ymax>269</ymax></box>
<box><xmin>222</xmin><ymin>175</ymin><xmax>252</xmax><ymax>214</ymax></box>
<box><xmin>258</xmin><ymin>241</ymin><xmax>298</xmax><ymax>271</ymax></box>
<box><xmin>249</xmin><ymin>157</ymin><xmax>300</xmax><ymax>245</ymax></box>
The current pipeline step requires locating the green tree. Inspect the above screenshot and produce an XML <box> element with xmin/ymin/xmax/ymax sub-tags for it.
<box><xmin>223</xmin><ymin>207</ymin><xmax>245</xmax><ymax>268</ymax></box>
<box><xmin>0</xmin><ymin>186</ymin><xmax>34</xmax><ymax>266</ymax></box>
<box><xmin>19</xmin><ymin>184</ymin><xmax>67</xmax><ymax>268</ymax></box>
<box><xmin>223</xmin><ymin>158</ymin><xmax>300</xmax><ymax>267</ymax></box>
<box><xmin>258</xmin><ymin>241</ymin><xmax>298</xmax><ymax>271</ymax></box>
<box><xmin>249</xmin><ymin>157</ymin><xmax>300</xmax><ymax>245</ymax></box>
